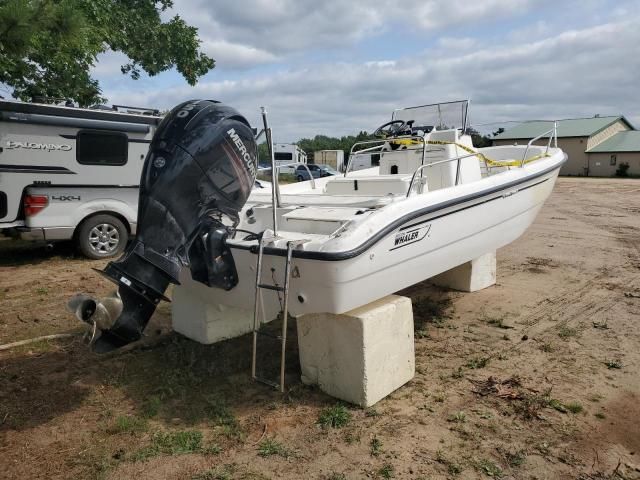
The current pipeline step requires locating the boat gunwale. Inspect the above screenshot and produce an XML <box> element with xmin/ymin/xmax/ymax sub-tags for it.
<box><xmin>229</xmin><ymin>156</ymin><xmax>566</xmax><ymax>261</ymax></box>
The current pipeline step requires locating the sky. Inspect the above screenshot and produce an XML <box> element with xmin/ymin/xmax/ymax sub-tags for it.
<box><xmin>92</xmin><ymin>0</ymin><xmax>640</xmax><ymax>142</ymax></box>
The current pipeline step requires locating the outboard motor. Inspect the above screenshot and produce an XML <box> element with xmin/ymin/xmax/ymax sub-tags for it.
<box><xmin>69</xmin><ymin>100</ymin><xmax>258</xmax><ymax>353</ymax></box>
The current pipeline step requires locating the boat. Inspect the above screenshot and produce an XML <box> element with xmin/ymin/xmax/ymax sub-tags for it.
<box><xmin>69</xmin><ymin>99</ymin><xmax>565</xmax><ymax>353</ymax></box>
<box><xmin>197</xmin><ymin>99</ymin><xmax>566</xmax><ymax>319</ymax></box>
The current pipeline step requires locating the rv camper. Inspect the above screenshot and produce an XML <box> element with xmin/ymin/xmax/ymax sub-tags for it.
<box><xmin>273</xmin><ymin>143</ymin><xmax>307</xmax><ymax>173</ymax></box>
<box><xmin>0</xmin><ymin>99</ymin><xmax>161</xmax><ymax>258</ymax></box>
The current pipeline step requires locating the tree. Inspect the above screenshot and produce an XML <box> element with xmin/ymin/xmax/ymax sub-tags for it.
<box><xmin>296</xmin><ymin>131</ymin><xmax>377</xmax><ymax>164</ymax></box>
<box><xmin>466</xmin><ymin>127</ymin><xmax>493</xmax><ymax>148</ymax></box>
<box><xmin>0</xmin><ymin>0</ymin><xmax>214</xmax><ymax>106</ymax></box>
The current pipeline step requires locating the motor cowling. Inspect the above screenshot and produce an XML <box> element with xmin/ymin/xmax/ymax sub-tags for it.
<box><xmin>75</xmin><ymin>100</ymin><xmax>258</xmax><ymax>353</ymax></box>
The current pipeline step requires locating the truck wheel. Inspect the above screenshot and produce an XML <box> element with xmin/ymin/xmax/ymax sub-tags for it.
<box><xmin>297</xmin><ymin>175</ymin><xmax>304</xmax><ymax>182</ymax></box>
<box><xmin>77</xmin><ymin>214</ymin><xmax>128</xmax><ymax>259</ymax></box>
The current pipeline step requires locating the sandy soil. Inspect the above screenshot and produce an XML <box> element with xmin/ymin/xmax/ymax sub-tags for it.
<box><xmin>0</xmin><ymin>177</ymin><xmax>639</xmax><ymax>480</ymax></box>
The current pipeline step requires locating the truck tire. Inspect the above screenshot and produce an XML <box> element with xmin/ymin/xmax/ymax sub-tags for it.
<box><xmin>297</xmin><ymin>175</ymin><xmax>304</xmax><ymax>182</ymax></box>
<box><xmin>76</xmin><ymin>214</ymin><xmax>128</xmax><ymax>259</ymax></box>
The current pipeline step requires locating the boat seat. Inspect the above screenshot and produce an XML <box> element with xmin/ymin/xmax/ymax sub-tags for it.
<box><xmin>282</xmin><ymin>206</ymin><xmax>365</xmax><ymax>235</ymax></box>
<box><xmin>249</xmin><ymin>192</ymin><xmax>396</xmax><ymax>208</ymax></box>
<box><xmin>323</xmin><ymin>175</ymin><xmax>413</xmax><ymax>196</ymax></box>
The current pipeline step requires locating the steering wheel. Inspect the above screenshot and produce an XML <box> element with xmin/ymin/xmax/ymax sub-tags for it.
<box><xmin>374</xmin><ymin>120</ymin><xmax>408</xmax><ymax>138</ymax></box>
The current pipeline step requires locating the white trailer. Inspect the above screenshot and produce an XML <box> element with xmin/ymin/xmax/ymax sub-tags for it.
<box><xmin>273</xmin><ymin>143</ymin><xmax>307</xmax><ymax>173</ymax></box>
<box><xmin>313</xmin><ymin>149</ymin><xmax>345</xmax><ymax>171</ymax></box>
<box><xmin>0</xmin><ymin>100</ymin><xmax>161</xmax><ymax>258</ymax></box>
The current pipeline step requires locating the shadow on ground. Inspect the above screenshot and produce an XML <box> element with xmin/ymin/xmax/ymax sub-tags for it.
<box><xmin>0</xmin><ymin>319</ymin><xmax>314</xmax><ymax>434</ymax></box>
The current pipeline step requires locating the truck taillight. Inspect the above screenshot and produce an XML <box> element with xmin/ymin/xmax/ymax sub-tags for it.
<box><xmin>24</xmin><ymin>194</ymin><xmax>48</xmax><ymax>216</ymax></box>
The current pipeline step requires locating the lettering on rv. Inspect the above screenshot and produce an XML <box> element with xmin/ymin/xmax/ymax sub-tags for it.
<box><xmin>391</xmin><ymin>223</ymin><xmax>431</xmax><ymax>250</ymax></box>
<box><xmin>5</xmin><ymin>140</ymin><xmax>72</xmax><ymax>152</ymax></box>
<box><xmin>227</xmin><ymin>128</ymin><xmax>257</xmax><ymax>178</ymax></box>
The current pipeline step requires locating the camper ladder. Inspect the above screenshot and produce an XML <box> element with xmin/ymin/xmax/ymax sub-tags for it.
<box><xmin>251</xmin><ymin>235</ymin><xmax>302</xmax><ymax>392</ymax></box>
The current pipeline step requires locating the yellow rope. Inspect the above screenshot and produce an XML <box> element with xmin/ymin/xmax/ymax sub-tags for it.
<box><xmin>390</xmin><ymin>139</ymin><xmax>550</xmax><ymax>167</ymax></box>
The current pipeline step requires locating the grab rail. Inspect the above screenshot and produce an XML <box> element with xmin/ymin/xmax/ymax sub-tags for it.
<box><xmin>271</xmin><ymin>161</ymin><xmax>317</xmax><ymax>190</ymax></box>
<box><xmin>521</xmin><ymin>121</ymin><xmax>557</xmax><ymax>167</ymax></box>
<box><xmin>345</xmin><ymin>135</ymin><xmax>428</xmax><ymax>177</ymax></box>
<box><xmin>405</xmin><ymin>152</ymin><xmax>479</xmax><ymax>197</ymax></box>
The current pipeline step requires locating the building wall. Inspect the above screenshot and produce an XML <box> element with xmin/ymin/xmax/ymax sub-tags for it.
<box><xmin>587</xmin><ymin>152</ymin><xmax>640</xmax><ymax>177</ymax></box>
<box><xmin>586</xmin><ymin>120</ymin><xmax>630</xmax><ymax>151</ymax></box>
<box><xmin>493</xmin><ymin>137</ymin><xmax>589</xmax><ymax>175</ymax></box>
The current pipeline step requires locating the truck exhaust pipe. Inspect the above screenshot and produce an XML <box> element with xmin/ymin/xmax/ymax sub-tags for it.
<box><xmin>70</xmin><ymin>100</ymin><xmax>258</xmax><ymax>353</ymax></box>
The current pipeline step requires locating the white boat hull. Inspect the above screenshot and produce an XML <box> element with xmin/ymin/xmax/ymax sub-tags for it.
<box><xmin>188</xmin><ymin>158</ymin><xmax>562</xmax><ymax>318</ymax></box>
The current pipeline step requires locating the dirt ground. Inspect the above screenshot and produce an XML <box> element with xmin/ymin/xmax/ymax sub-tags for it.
<box><xmin>1</xmin><ymin>177</ymin><xmax>639</xmax><ymax>480</ymax></box>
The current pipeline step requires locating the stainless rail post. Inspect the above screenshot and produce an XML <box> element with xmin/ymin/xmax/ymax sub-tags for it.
<box><xmin>521</xmin><ymin>127</ymin><xmax>556</xmax><ymax>167</ymax></box>
<box><xmin>261</xmin><ymin>107</ymin><xmax>280</xmax><ymax>235</ymax></box>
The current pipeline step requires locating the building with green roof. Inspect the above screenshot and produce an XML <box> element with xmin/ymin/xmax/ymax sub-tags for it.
<box><xmin>493</xmin><ymin>115</ymin><xmax>637</xmax><ymax>176</ymax></box>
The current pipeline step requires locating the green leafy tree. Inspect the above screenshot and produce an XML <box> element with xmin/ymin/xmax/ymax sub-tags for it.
<box><xmin>0</xmin><ymin>0</ymin><xmax>214</xmax><ymax>106</ymax></box>
<box><xmin>297</xmin><ymin>130</ymin><xmax>377</xmax><ymax>165</ymax></box>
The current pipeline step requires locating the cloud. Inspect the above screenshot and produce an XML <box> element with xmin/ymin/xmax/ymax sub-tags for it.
<box><xmin>101</xmin><ymin>9</ymin><xmax>640</xmax><ymax>141</ymax></box>
<box><xmin>200</xmin><ymin>40</ymin><xmax>280</xmax><ymax>69</ymax></box>
<box><xmin>176</xmin><ymin>0</ymin><xmax>386</xmax><ymax>58</ymax></box>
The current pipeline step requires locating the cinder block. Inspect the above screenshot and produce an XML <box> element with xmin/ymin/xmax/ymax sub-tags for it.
<box><xmin>431</xmin><ymin>251</ymin><xmax>496</xmax><ymax>292</ymax></box>
<box><xmin>172</xmin><ymin>276</ymin><xmax>254</xmax><ymax>344</ymax></box>
<box><xmin>297</xmin><ymin>295</ymin><xmax>415</xmax><ymax>407</ymax></box>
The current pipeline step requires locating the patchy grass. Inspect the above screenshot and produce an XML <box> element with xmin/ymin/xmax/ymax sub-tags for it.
<box><xmin>191</xmin><ymin>465</ymin><xmax>235</xmax><ymax>480</ymax></box>
<box><xmin>365</xmin><ymin>407</ymin><xmax>381</xmax><ymax>418</ymax></box>
<box><xmin>132</xmin><ymin>430</ymin><xmax>203</xmax><ymax>461</ymax></box>
<box><xmin>370</xmin><ymin>437</ymin><xmax>383</xmax><ymax>457</ymax></box>
<box><xmin>257</xmin><ymin>438</ymin><xmax>291</xmax><ymax>458</ymax></box>
<box><xmin>108</xmin><ymin>415</ymin><xmax>148</xmax><ymax>435</ymax></box>
<box><xmin>447</xmin><ymin>411</ymin><xmax>467</xmax><ymax>423</ymax></box>
<box><xmin>548</xmin><ymin>398</ymin><xmax>585</xmax><ymax>415</ymax></box>
<box><xmin>504</xmin><ymin>449</ymin><xmax>526</xmax><ymax>467</ymax></box>
<box><xmin>539</xmin><ymin>342</ymin><xmax>554</xmax><ymax>353</ymax></box>
<box><xmin>436</xmin><ymin>449</ymin><xmax>463</xmax><ymax>475</ymax></box>
<box><xmin>558</xmin><ymin>325</ymin><xmax>578</xmax><ymax>339</ymax></box>
<box><xmin>378</xmin><ymin>463</ymin><xmax>394</xmax><ymax>479</ymax></box>
<box><xmin>204</xmin><ymin>396</ymin><xmax>243</xmax><ymax>439</ymax></box>
<box><xmin>476</xmin><ymin>459</ymin><xmax>503</xmax><ymax>478</ymax></box>
<box><xmin>564</xmin><ymin>402</ymin><xmax>583</xmax><ymax>414</ymax></box>
<box><xmin>465</xmin><ymin>357</ymin><xmax>490</xmax><ymax>369</ymax></box>
<box><xmin>326</xmin><ymin>474</ymin><xmax>347</xmax><ymax>480</ymax></box>
<box><xmin>594</xmin><ymin>412</ymin><xmax>606</xmax><ymax>420</ymax></box>
<box><xmin>142</xmin><ymin>396</ymin><xmax>162</xmax><ymax>418</ymax></box>
<box><xmin>318</xmin><ymin>404</ymin><xmax>352</xmax><ymax>429</ymax></box>
<box><xmin>605</xmin><ymin>359</ymin><xmax>623</xmax><ymax>369</ymax></box>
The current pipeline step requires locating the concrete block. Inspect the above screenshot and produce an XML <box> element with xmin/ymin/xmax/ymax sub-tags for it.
<box><xmin>172</xmin><ymin>275</ymin><xmax>254</xmax><ymax>344</ymax></box>
<box><xmin>296</xmin><ymin>295</ymin><xmax>415</xmax><ymax>407</ymax></box>
<box><xmin>431</xmin><ymin>251</ymin><xmax>496</xmax><ymax>292</ymax></box>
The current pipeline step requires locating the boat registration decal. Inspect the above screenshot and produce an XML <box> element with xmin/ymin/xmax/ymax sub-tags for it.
<box><xmin>390</xmin><ymin>224</ymin><xmax>431</xmax><ymax>250</ymax></box>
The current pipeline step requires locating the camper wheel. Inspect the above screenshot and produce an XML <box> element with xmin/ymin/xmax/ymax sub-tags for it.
<box><xmin>76</xmin><ymin>214</ymin><xmax>128</xmax><ymax>259</ymax></box>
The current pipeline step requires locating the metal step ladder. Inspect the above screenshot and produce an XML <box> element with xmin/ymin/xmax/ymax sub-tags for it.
<box><xmin>251</xmin><ymin>235</ymin><xmax>303</xmax><ymax>392</ymax></box>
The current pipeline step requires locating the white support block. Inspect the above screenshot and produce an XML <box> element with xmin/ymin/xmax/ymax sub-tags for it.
<box><xmin>172</xmin><ymin>275</ymin><xmax>254</xmax><ymax>344</ymax></box>
<box><xmin>430</xmin><ymin>251</ymin><xmax>496</xmax><ymax>292</ymax></box>
<box><xmin>296</xmin><ymin>295</ymin><xmax>415</xmax><ymax>407</ymax></box>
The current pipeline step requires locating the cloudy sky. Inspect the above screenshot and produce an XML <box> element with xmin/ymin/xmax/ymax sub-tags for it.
<box><xmin>94</xmin><ymin>0</ymin><xmax>640</xmax><ymax>141</ymax></box>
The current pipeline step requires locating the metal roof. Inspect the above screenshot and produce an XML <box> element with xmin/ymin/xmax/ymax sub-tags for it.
<box><xmin>587</xmin><ymin>131</ymin><xmax>640</xmax><ymax>153</ymax></box>
<box><xmin>494</xmin><ymin>116</ymin><xmax>632</xmax><ymax>140</ymax></box>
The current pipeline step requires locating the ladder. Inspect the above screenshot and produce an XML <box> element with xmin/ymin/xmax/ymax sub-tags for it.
<box><xmin>251</xmin><ymin>235</ymin><xmax>302</xmax><ymax>392</ymax></box>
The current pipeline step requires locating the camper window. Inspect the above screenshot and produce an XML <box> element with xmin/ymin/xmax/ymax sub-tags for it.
<box><xmin>274</xmin><ymin>152</ymin><xmax>293</xmax><ymax>161</ymax></box>
<box><xmin>77</xmin><ymin>130</ymin><xmax>128</xmax><ymax>166</ymax></box>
